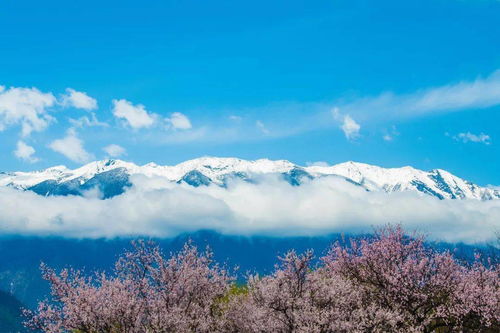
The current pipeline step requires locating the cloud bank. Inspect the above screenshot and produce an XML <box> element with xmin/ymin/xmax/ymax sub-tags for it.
<box><xmin>341</xmin><ymin>70</ymin><xmax>500</xmax><ymax>121</ymax></box>
<box><xmin>0</xmin><ymin>175</ymin><xmax>498</xmax><ymax>243</ymax></box>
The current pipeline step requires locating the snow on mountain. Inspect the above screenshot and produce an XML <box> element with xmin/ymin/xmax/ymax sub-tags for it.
<box><xmin>307</xmin><ymin>161</ymin><xmax>499</xmax><ymax>200</ymax></box>
<box><xmin>1</xmin><ymin>157</ymin><xmax>499</xmax><ymax>200</ymax></box>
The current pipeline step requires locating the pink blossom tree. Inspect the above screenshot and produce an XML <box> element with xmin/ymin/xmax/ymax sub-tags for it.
<box><xmin>325</xmin><ymin>225</ymin><xmax>500</xmax><ymax>332</ymax></box>
<box><xmin>224</xmin><ymin>250</ymin><xmax>403</xmax><ymax>332</ymax></box>
<box><xmin>24</xmin><ymin>226</ymin><xmax>499</xmax><ymax>333</ymax></box>
<box><xmin>24</xmin><ymin>241</ymin><xmax>232</xmax><ymax>333</ymax></box>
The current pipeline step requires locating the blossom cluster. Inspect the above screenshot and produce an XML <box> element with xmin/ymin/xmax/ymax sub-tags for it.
<box><xmin>24</xmin><ymin>226</ymin><xmax>499</xmax><ymax>332</ymax></box>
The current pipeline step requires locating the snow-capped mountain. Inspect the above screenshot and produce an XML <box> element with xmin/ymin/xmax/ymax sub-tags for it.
<box><xmin>1</xmin><ymin>157</ymin><xmax>499</xmax><ymax>200</ymax></box>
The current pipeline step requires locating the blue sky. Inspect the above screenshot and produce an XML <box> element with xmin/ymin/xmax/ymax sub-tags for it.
<box><xmin>1</xmin><ymin>0</ymin><xmax>500</xmax><ymax>185</ymax></box>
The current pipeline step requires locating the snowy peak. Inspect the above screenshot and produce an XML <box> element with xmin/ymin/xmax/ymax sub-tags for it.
<box><xmin>174</xmin><ymin>157</ymin><xmax>295</xmax><ymax>174</ymax></box>
<box><xmin>307</xmin><ymin>161</ymin><xmax>498</xmax><ymax>200</ymax></box>
<box><xmin>1</xmin><ymin>157</ymin><xmax>498</xmax><ymax>201</ymax></box>
<box><xmin>65</xmin><ymin>159</ymin><xmax>138</xmax><ymax>181</ymax></box>
<box><xmin>172</xmin><ymin>157</ymin><xmax>295</xmax><ymax>183</ymax></box>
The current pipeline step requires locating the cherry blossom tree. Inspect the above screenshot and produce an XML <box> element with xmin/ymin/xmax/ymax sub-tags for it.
<box><xmin>224</xmin><ymin>250</ymin><xmax>402</xmax><ymax>333</ymax></box>
<box><xmin>224</xmin><ymin>226</ymin><xmax>498</xmax><ymax>332</ymax></box>
<box><xmin>325</xmin><ymin>225</ymin><xmax>499</xmax><ymax>332</ymax></box>
<box><xmin>24</xmin><ymin>241</ymin><xmax>232</xmax><ymax>333</ymax></box>
<box><xmin>24</xmin><ymin>226</ymin><xmax>499</xmax><ymax>333</ymax></box>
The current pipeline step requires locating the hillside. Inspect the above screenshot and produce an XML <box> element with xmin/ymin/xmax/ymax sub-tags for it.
<box><xmin>0</xmin><ymin>290</ymin><xmax>26</xmax><ymax>333</ymax></box>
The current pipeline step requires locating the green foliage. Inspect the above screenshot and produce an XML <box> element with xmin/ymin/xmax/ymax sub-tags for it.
<box><xmin>220</xmin><ymin>283</ymin><xmax>249</xmax><ymax>304</ymax></box>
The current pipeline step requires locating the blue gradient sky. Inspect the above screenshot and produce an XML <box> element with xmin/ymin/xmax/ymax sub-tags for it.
<box><xmin>1</xmin><ymin>0</ymin><xmax>500</xmax><ymax>185</ymax></box>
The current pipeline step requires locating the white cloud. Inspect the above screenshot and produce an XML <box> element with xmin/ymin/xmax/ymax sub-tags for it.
<box><xmin>341</xmin><ymin>70</ymin><xmax>500</xmax><ymax>120</ymax></box>
<box><xmin>165</xmin><ymin>112</ymin><xmax>192</xmax><ymax>130</ymax></box>
<box><xmin>341</xmin><ymin>115</ymin><xmax>360</xmax><ymax>140</ymax></box>
<box><xmin>14</xmin><ymin>141</ymin><xmax>39</xmax><ymax>163</ymax></box>
<box><xmin>382</xmin><ymin>126</ymin><xmax>399</xmax><ymax>142</ymax></box>
<box><xmin>61</xmin><ymin>88</ymin><xmax>97</xmax><ymax>110</ymax></box>
<box><xmin>0</xmin><ymin>86</ymin><xmax>56</xmax><ymax>137</ymax></box>
<box><xmin>331</xmin><ymin>107</ymin><xmax>360</xmax><ymax>140</ymax></box>
<box><xmin>95</xmin><ymin>70</ymin><xmax>500</xmax><ymax>145</ymax></box>
<box><xmin>48</xmin><ymin>128</ymin><xmax>94</xmax><ymax>163</ymax></box>
<box><xmin>0</xmin><ymin>176</ymin><xmax>498</xmax><ymax>243</ymax></box>
<box><xmin>69</xmin><ymin>112</ymin><xmax>108</xmax><ymax>128</ymax></box>
<box><xmin>453</xmin><ymin>132</ymin><xmax>491</xmax><ymax>145</ymax></box>
<box><xmin>103</xmin><ymin>144</ymin><xmax>126</xmax><ymax>157</ymax></box>
<box><xmin>112</xmin><ymin>99</ymin><xmax>156</xmax><ymax>129</ymax></box>
<box><xmin>229</xmin><ymin>115</ymin><xmax>242</xmax><ymax>122</ymax></box>
<box><xmin>256</xmin><ymin>120</ymin><xmax>270</xmax><ymax>134</ymax></box>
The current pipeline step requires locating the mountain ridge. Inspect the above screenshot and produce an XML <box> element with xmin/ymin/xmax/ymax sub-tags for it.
<box><xmin>1</xmin><ymin>157</ymin><xmax>499</xmax><ymax>201</ymax></box>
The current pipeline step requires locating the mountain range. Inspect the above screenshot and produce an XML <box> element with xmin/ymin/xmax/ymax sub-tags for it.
<box><xmin>1</xmin><ymin>157</ymin><xmax>499</xmax><ymax>200</ymax></box>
